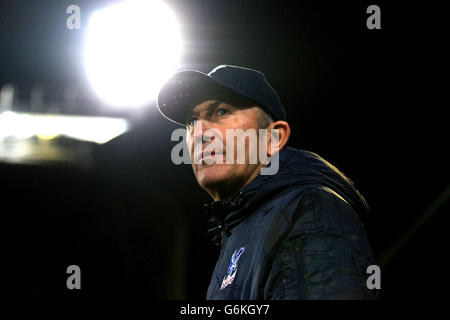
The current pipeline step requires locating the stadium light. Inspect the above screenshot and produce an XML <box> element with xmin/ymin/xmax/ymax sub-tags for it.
<box><xmin>84</xmin><ymin>0</ymin><xmax>182</xmax><ymax>108</ymax></box>
<box><xmin>0</xmin><ymin>111</ymin><xmax>129</xmax><ymax>144</ymax></box>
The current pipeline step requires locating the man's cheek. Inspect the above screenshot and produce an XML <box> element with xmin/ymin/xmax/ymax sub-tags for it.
<box><xmin>186</xmin><ymin>136</ymin><xmax>194</xmax><ymax>162</ymax></box>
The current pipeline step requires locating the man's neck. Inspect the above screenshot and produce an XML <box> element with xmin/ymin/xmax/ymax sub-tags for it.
<box><xmin>209</xmin><ymin>166</ymin><xmax>262</xmax><ymax>201</ymax></box>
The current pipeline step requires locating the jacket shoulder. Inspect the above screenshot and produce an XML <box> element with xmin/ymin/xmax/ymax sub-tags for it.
<box><xmin>263</xmin><ymin>187</ymin><xmax>377</xmax><ymax>299</ymax></box>
<box><xmin>288</xmin><ymin>187</ymin><xmax>370</xmax><ymax>243</ymax></box>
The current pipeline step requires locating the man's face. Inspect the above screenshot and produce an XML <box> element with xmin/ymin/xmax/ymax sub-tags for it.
<box><xmin>185</xmin><ymin>99</ymin><xmax>263</xmax><ymax>199</ymax></box>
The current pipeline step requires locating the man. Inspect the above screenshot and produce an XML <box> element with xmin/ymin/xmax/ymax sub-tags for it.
<box><xmin>158</xmin><ymin>65</ymin><xmax>378</xmax><ymax>299</ymax></box>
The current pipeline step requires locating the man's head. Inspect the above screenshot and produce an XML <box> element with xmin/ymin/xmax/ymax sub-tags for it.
<box><xmin>158</xmin><ymin>65</ymin><xmax>290</xmax><ymax>200</ymax></box>
<box><xmin>185</xmin><ymin>98</ymin><xmax>289</xmax><ymax>200</ymax></box>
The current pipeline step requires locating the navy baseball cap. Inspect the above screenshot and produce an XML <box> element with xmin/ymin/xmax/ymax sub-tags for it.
<box><xmin>157</xmin><ymin>65</ymin><xmax>286</xmax><ymax>126</ymax></box>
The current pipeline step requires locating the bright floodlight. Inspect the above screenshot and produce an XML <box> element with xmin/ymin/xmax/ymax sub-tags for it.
<box><xmin>84</xmin><ymin>0</ymin><xmax>182</xmax><ymax>108</ymax></box>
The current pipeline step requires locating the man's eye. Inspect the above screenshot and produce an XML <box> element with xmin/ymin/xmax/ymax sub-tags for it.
<box><xmin>186</xmin><ymin>118</ymin><xmax>197</xmax><ymax>127</ymax></box>
<box><xmin>216</xmin><ymin>108</ymin><xmax>230</xmax><ymax>116</ymax></box>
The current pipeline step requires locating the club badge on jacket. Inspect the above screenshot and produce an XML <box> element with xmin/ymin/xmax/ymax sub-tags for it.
<box><xmin>220</xmin><ymin>247</ymin><xmax>245</xmax><ymax>290</ymax></box>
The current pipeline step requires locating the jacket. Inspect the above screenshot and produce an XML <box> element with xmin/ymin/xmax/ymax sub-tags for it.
<box><xmin>204</xmin><ymin>147</ymin><xmax>378</xmax><ymax>299</ymax></box>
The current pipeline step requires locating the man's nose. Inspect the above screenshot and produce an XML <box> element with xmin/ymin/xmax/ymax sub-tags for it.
<box><xmin>192</xmin><ymin>119</ymin><xmax>217</xmax><ymax>144</ymax></box>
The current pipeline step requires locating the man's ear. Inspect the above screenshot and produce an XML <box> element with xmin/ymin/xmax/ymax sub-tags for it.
<box><xmin>266</xmin><ymin>121</ymin><xmax>291</xmax><ymax>156</ymax></box>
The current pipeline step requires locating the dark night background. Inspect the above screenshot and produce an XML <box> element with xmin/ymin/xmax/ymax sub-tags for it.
<box><xmin>1</xmin><ymin>0</ymin><xmax>446</xmax><ymax>300</ymax></box>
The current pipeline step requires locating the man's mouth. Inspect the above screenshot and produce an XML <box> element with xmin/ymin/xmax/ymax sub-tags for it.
<box><xmin>199</xmin><ymin>150</ymin><xmax>225</xmax><ymax>162</ymax></box>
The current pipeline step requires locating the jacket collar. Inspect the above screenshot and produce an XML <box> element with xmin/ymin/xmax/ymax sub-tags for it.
<box><xmin>204</xmin><ymin>148</ymin><xmax>294</xmax><ymax>245</ymax></box>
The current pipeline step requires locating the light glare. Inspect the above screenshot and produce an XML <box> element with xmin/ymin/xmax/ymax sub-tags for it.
<box><xmin>84</xmin><ymin>0</ymin><xmax>182</xmax><ymax>108</ymax></box>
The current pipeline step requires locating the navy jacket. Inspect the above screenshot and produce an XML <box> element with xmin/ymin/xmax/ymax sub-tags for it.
<box><xmin>204</xmin><ymin>147</ymin><xmax>378</xmax><ymax>300</ymax></box>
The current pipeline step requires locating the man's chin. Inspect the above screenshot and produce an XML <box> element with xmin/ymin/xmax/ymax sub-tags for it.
<box><xmin>195</xmin><ymin>165</ymin><xmax>233</xmax><ymax>190</ymax></box>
